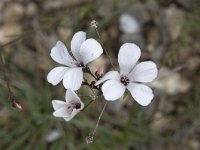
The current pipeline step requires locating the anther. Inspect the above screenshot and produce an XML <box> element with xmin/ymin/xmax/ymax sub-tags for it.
<box><xmin>120</xmin><ymin>75</ymin><xmax>130</xmax><ymax>86</ymax></box>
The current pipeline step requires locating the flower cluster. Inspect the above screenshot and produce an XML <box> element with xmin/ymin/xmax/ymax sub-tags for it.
<box><xmin>47</xmin><ymin>31</ymin><xmax>158</xmax><ymax>121</ymax></box>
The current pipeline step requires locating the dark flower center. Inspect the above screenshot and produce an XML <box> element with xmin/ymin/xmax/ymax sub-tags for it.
<box><xmin>120</xmin><ymin>75</ymin><xmax>130</xmax><ymax>86</ymax></box>
<box><xmin>74</xmin><ymin>103</ymin><xmax>81</xmax><ymax>109</ymax></box>
<box><xmin>68</xmin><ymin>102</ymin><xmax>81</xmax><ymax>110</ymax></box>
<box><xmin>77</xmin><ymin>62</ymin><xmax>84</xmax><ymax>67</ymax></box>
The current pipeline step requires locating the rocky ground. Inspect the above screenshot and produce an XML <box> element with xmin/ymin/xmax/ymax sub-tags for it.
<box><xmin>0</xmin><ymin>0</ymin><xmax>200</xmax><ymax>150</ymax></box>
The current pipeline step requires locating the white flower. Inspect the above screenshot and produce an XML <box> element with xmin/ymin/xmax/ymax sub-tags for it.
<box><xmin>47</xmin><ymin>31</ymin><xmax>103</xmax><ymax>90</ymax></box>
<box><xmin>95</xmin><ymin>43</ymin><xmax>158</xmax><ymax>106</ymax></box>
<box><xmin>52</xmin><ymin>89</ymin><xmax>84</xmax><ymax>121</ymax></box>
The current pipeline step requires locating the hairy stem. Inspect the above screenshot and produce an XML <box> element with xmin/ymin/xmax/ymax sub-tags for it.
<box><xmin>86</xmin><ymin>102</ymin><xmax>107</xmax><ymax>144</ymax></box>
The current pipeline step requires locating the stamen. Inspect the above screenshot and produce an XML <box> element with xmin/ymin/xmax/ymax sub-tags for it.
<box><xmin>77</xmin><ymin>62</ymin><xmax>84</xmax><ymax>67</ymax></box>
<box><xmin>67</xmin><ymin>102</ymin><xmax>81</xmax><ymax>111</ymax></box>
<box><xmin>120</xmin><ymin>75</ymin><xmax>130</xmax><ymax>86</ymax></box>
<box><xmin>74</xmin><ymin>103</ymin><xmax>81</xmax><ymax>109</ymax></box>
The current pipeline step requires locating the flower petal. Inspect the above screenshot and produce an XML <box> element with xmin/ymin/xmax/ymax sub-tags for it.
<box><xmin>64</xmin><ymin>101</ymin><xmax>84</xmax><ymax>121</ymax></box>
<box><xmin>52</xmin><ymin>100</ymin><xmax>67</xmax><ymax>110</ymax></box>
<box><xmin>50</xmin><ymin>41</ymin><xmax>75</xmax><ymax>66</ymax></box>
<box><xmin>118</xmin><ymin>43</ymin><xmax>141</xmax><ymax>74</ymax></box>
<box><xmin>71</xmin><ymin>31</ymin><xmax>86</xmax><ymax>61</ymax></box>
<box><xmin>53</xmin><ymin>107</ymin><xmax>70</xmax><ymax>118</ymax></box>
<box><xmin>80</xmin><ymin>39</ymin><xmax>103</xmax><ymax>65</ymax></box>
<box><xmin>65</xmin><ymin>89</ymin><xmax>81</xmax><ymax>103</ymax></box>
<box><xmin>130</xmin><ymin>61</ymin><xmax>158</xmax><ymax>83</ymax></box>
<box><xmin>102</xmin><ymin>80</ymin><xmax>125</xmax><ymax>101</ymax></box>
<box><xmin>127</xmin><ymin>83</ymin><xmax>153</xmax><ymax>106</ymax></box>
<box><xmin>63</xmin><ymin>67</ymin><xmax>83</xmax><ymax>90</ymax></box>
<box><xmin>47</xmin><ymin>67</ymin><xmax>68</xmax><ymax>85</ymax></box>
<box><xmin>95</xmin><ymin>71</ymin><xmax>120</xmax><ymax>86</ymax></box>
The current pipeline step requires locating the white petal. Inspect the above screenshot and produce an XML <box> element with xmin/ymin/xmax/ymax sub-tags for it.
<box><xmin>130</xmin><ymin>61</ymin><xmax>158</xmax><ymax>83</ymax></box>
<box><xmin>53</xmin><ymin>107</ymin><xmax>70</xmax><ymax>118</ymax></box>
<box><xmin>102</xmin><ymin>80</ymin><xmax>125</xmax><ymax>101</ymax></box>
<box><xmin>64</xmin><ymin>101</ymin><xmax>84</xmax><ymax>121</ymax></box>
<box><xmin>52</xmin><ymin>100</ymin><xmax>67</xmax><ymax>110</ymax></box>
<box><xmin>47</xmin><ymin>67</ymin><xmax>68</xmax><ymax>85</ymax></box>
<box><xmin>80</xmin><ymin>39</ymin><xmax>103</xmax><ymax>65</ymax></box>
<box><xmin>63</xmin><ymin>67</ymin><xmax>83</xmax><ymax>90</ymax></box>
<box><xmin>50</xmin><ymin>41</ymin><xmax>75</xmax><ymax>66</ymax></box>
<box><xmin>127</xmin><ymin>83</ymin><xmax>153</xmax><ymax>106</ymax></box>
<box><xmin>95</xmin><ymin>71</ymin><xmax>120</xmax><ymax>86</ymax></box>
<box><xmin>118</xmin><ymin>43</ymin><xmax>141</xmax><ymax>74</ymax></box>
<box><xmin>65</xmin><ymin>89</ymin><xmax>81</xmax><ymax>103</ymax></box>
<box><xmin>71</xmin><ymin>31</ymin><xmax>86</xmax><ymax>61</ymax></box>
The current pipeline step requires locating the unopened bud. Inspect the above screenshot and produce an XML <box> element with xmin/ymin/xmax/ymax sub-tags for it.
<box><xmin>11</xmin><ymin>99</ymin><xmax>22</xmax><ymax>110</ymax></box>
<box><xmin>95</xmin><ymin>67</ymin><xmax>104</xmax><ymax>79</ymax></box>
<box><xmin>86</xmin><ymin>133</ymin><xmax>94</xmax><ymax>144</ymax></box>
<box><xmin>90</xmin><ymin>92</ymin><xmax>97</xmax><ymax>100</ymax></box>
<box><xmin>8</xmin><ymin>95</ymin><xmax>23</xmax><ymax>110</ymax></box>
<box><xmin>90</xmin><ymin>20</ymin><xmax>98</xmax><ymax>29</ymax></box>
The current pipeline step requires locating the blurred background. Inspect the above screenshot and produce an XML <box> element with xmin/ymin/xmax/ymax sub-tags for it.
<box><xmin>0</xmin><ymin>0</ymin><xmax>200</xmax><ymax>149</ymax></box>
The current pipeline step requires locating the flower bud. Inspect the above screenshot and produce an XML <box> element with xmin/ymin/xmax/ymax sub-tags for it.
<box><xmin>90</xmin><ymin>20</ymin><xmax>98</xmax><ymax>29</ymax></box>
<box><xmin>95</xmin><ymin>66</ymin><xmax>104</xmax><ymax>79</ymax></box>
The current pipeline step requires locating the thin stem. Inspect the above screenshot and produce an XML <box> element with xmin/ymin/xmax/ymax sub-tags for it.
<box><xmin>86</xmin><ymin>102</ymin><xmax>108</xmax><ymax>144</ymax></box>
<box><xmin>93</xmin><ymin>102</ymin><xmax>107</xmax><ymax>135</ymax></box>
<box><xmin>0</xmin><ymin>50</ymin><xmax>12</xmax><ymax>95</ymax></box>
<box><xmin>82</xmin><ymin>78</ymin><xmax>99</xmax><ymax>91</ymax></box>
<box><xmin>85</xmin><ymin>66</ymin><xmax>98</xmax><ymax>81</ymax></box>
<box><xmin>0</xmin><ymin>47</ymin><xmax>22</xmax><ymax>110</ymax></box>
<box><xmin>82</xmin><ymin>79</ymin><xmax>102</xmax><ymax>110</ymax></box>
<box><xmin>0</xmin><ymin>36</ymin><xmax>23</xmax><ymax>49</ymax></box>
<box><xmin>95</xmin><ymin>27</ymin><xmax>114</xmax><ymax>68</ymax></box>
<box><xmin>83</xmin><ymin>100</ymin><xmax>94</xmax><ymax>110</ymax></box>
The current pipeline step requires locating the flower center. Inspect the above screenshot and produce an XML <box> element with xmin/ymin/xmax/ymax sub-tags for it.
<box><xmin>67</xmin><ymin>102</ymin><xmax>81</xmax><ymax>110</ymax></box>
<box><xmin>120</xmin><ymin>75</ymin><xmax>130</xmax><ymax>86</ymax></box>
<box><xmin>76</xmin><ymin>62</ymin><xmax>84</xmax><ymax>67</ymax></box>
<box><xmin>74</xmin><ymin>102</ymin><xmax>81</xmax><ymax>109</ymax></box>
